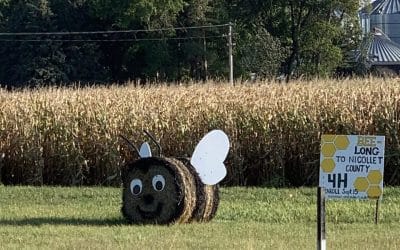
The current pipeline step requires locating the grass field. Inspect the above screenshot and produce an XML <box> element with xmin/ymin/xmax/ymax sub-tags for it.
<box><xmin>1</xmin><ymin>185</ymin><xmax>399</xmax><ymax>249</ymax></box>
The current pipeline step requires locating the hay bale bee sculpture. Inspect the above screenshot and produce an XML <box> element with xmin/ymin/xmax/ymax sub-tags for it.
<box><xmin>120</xmin><ymin>130</ymin><xmax>229</xmax><ymax>224</ymax></box>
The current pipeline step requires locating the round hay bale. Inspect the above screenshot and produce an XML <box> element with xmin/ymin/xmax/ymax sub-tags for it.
<box><xmin>176</xmin><ymin>157</ymin><xmax>220</xmax><ymax>222</ymax></box>
<box><xmin>121</xmin><ymin>157</ymin><xmax>197</xmax><ymax>224</ymax></box>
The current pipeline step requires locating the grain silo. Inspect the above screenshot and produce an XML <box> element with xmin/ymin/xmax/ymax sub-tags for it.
<box><xmin>369</xmin><ymin>0</ymin><xmax>400</xmax><ymax>44</ymax></box>
<box><xmin>358</xmin><ymin>0</ymin><xmax>400</xmax><ymax>72</ymax></box>
<box><xmin>356</xmin><ymin>28</ymin><xmax>400</xmax><ymax>74</ymax></box>
<box><xmin>360</xmin><ymin>0</ymin><xmax>381</xmax><ymax>36</ymax></box>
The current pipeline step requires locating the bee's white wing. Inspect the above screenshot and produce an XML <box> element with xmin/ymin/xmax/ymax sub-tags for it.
<box><xmin>190</xmin><ymin>130</ymin><xmax>229</xmax><ymax>185</ymax></box>
<box><xmin>139</xmin><ymin>142</ymin><xmax>152</xmax><ymax>158</ymax></box>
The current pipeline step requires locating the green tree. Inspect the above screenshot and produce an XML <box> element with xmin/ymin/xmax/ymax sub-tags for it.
<box><xmin>123</xmin><ymin>0</ymin><xmax>184</xmax><ymax>29</ymax></box>
<box><xmin>237</xmin><ymin>27</ymin><xmax>288</xmax><ymax>79</ymax></box>
<box><xmin>0</xmin><ymin>0</ymin><xmax>67</xmax><ymax>86</ymax></box>
<box><xmin>227</xmin><ymin>0</ymin><xmax>360</xmax><ymax>79</ymax></box>
<box><xmin>50</xmin><ymin>0</ymin><xmax>109</xmax><ymax>83</ymax></box>
<box><xmin>88</xmin><ymin>0</ymin><xmax>185</xmax><ymax>82</ymax></box>
<box><xmin>0</xmin><ymin>0</ymin><xmax>9</xmax><ymax>28</ymax></box>
<box><xmin>299</xmin><ymin>20</ymin><xmax>343</xmax><ymax>76</ymax></box>
<box><xmin>302</xmin><ymin>1</ymin><xmax>361</xmax><ymax>77</ymax></box>
<box><xmin>0</xmin><ymin>0</ymin><xmax>109</xmax><ymax>87</ymax></box>
<box><xmin>176</xmin><ymin>0</ymin><xmax>213</xmax><ymax>81</ymax></box>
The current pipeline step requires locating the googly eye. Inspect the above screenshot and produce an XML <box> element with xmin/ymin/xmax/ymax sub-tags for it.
<box><xmin>130</xmin><ymin>179</ymin><xmax>142</xmax><ymax>195</ymax></box>
<box><xmin>152</xmin><ymin>175</ymin><xmax>165</xmax><ymax>191</ymax></box>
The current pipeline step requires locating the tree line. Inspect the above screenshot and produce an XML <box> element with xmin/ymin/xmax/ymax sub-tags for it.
<box><xmin>0</xmin><ymin>0</ymin><xmax>361</xmax><ymax>87</ymax></box>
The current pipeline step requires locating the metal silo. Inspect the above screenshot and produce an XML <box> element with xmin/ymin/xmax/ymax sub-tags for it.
<box><xmin>356</xmin><ymin>28</ymin><xmax>400</xmax><ymax>69</ymax></box>
<box><xmin>370</xmin><ymin>0</ymin><xmax>400</xmax><ymax>44</ymax></box>
<box><xmin>360</xmin><ymin>0</ymin><xmax>382</xmax><ymax>35</ymax></box>
<box><xmin>360</xmin><ymin>12</ymin><xmax>370</xmax><ymax>35</ymax></box>
<box><xmin>369</xmin><ymin>28</ymin><xmax>400</xmax><ymax>65</ymax></box>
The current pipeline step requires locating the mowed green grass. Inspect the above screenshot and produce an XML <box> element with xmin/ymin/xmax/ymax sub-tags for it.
<box><xmin>1</xmin><ymin>186</ymin><xmax>400</xmax><ymax>249</ymax></box>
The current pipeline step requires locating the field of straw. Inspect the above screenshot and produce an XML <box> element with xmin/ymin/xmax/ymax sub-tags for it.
<box><xmin>1</xmin><ymin>78</ymin><xmax>400</xmax><ymax>186</ymax></box>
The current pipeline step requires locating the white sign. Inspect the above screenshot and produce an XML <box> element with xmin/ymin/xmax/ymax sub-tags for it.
<box><xmin>319</xmin><ymin>135</ymin><xmax>385</xmax><ymax>199</ymax></box>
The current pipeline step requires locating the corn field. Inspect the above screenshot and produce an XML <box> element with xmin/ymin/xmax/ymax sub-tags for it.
<box><xmin>1</xmin><ymin>78</ymin><xmax>400</xmax><ymax>187</ymax></box>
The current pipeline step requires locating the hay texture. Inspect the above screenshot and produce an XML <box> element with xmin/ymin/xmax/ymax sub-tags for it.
<box><xmin>121</xmin><ymin>156</ymin><xmax>220</xmax><ymax>224</ymax></box>
<box><xmin>177</xmin><ymin>157</ymin><xmax>219</xmax><ymax>222</ymax></box>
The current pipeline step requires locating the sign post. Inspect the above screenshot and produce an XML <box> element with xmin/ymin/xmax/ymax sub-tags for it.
<box><xmin>318</xmin><ymin>135</ymin><xmax>385</xmax><ymax>247</ymax></box>
<box><xmin>317</xmin><ymin>187</ymin><xmax>326</xmax><ymax>250</ymax></box>
<box><xmin>375</xmin><ymin>199</ymin><xmax>380</xmax><ymax>225</ymax></box>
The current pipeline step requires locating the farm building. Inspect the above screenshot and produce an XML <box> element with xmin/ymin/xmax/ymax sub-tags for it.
<box><xmin>359</xmin><ymin>0</ymin><xmax>400</xmax><ymax>73</ymax></box>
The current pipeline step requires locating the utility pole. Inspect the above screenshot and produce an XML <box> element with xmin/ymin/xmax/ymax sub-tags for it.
<box><xmin>203</xmin><ymin>30</ymin><xmax>208</xmax><ymax>82</ymax></box>
<box><xmin>228</xmin><ymin>22</ymin><xmax>234</xmax><ymax>85</ymax></box>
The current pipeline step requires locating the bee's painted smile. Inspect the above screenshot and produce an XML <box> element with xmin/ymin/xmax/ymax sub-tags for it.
<box><xmin>137</xmin><ymin>203</ymin><xmax>163</xmax><ymax>219</ymax></box>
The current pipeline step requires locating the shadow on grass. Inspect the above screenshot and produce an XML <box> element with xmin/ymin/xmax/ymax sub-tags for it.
<box><xmin>0</xmin><ymin>217</ymin><xmax>128</xmax><ymax>226</ymax></box>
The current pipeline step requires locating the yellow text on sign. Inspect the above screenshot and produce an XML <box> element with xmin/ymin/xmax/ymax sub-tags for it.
<box><xmin>357</xmin><ymin>136</ymin><xmax>377</xmax><ymax>147</ymax></box>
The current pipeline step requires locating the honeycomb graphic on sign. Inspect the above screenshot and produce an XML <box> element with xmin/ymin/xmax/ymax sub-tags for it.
<box><xmin>321</xmin><ymin>158</ymin><xmax>335</xmax><ymax>173</ymax></box>
<box><xmin>368</xmin><ymin>170</ymin><xmax>383</xmax><ymax>184</ymax></box>
<box><xmin>321</xmin><ymin>143</ymin><xmax>336</xmax><ymax>157</ymax></box>
<box><xmin>334</xmin><ymin>136</ymin><xmax>350</xmax><ymax>150</ymax></box>
<box><xmin>320</xmin><ymin>135</ymin><xmax>350</xmax><ymax>173</ymax></box>
<box><xmin>353</xmin><ymin>170</ymin><xmax>383</xmax><ymax>199</ymax></box>
<box><xmin>353</xmin><ymin>177</ymin><xmax>369</xmax><ymax>192</ymax></box>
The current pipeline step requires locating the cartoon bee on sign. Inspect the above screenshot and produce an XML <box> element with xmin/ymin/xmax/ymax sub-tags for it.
<box><xmin>120</xmin><ymin>130</ymin><xmax>229</xmax><ymax>224</ymax></box>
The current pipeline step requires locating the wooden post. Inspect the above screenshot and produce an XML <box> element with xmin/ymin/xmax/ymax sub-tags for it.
<box><xmin>375</xmin><ymin>199</ymin><xmax>380</xmax><ymax>225</ymax></box>
<box><xmin>317</xmin><ymin>187</ymin><xmax>326</xmax><ymax>250</ymax></box>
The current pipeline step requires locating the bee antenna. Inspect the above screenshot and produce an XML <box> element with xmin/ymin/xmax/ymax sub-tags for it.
<box><xmin>143</xmin><ymin>130</ymin><xmax>162</xmax><ymax>156</ymax></box>
<box><xmin>119</xmin><ymin>134</ymin><xmax>140</xmax><ymax>157</ymax></box>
